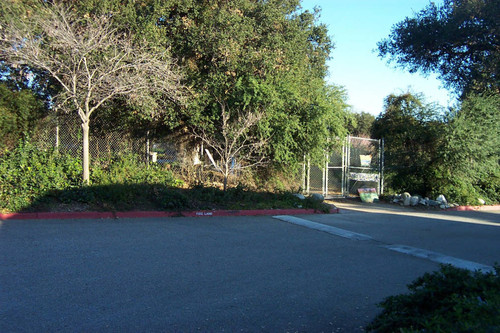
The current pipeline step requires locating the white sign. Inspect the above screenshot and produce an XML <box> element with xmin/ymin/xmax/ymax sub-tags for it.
<box><xmin>350</xmin><ymin>172</ymin><xmax>379</xmax><ymax>182</ymax></box>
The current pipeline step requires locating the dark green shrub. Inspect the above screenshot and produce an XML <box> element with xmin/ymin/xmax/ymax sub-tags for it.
<box><xmin>429</xmin><ymin>93</ymin><xmax>500</xmax><ymax>205</ymax></box>
<box><xmin>186</xmin><ymin>184</ymin><xmax>330</xmax><ymax>211</ymax></box>
<box><xmin>161</xmin><ymin>189</ymin><xmax>190</xmax><ymax>210</ymax></box>
<box><xmin>367</xmin><ymin>265</ymin><xmax>500</xmax><ymax>332</ymax></box>
<box><xmin>1</xmin><ymin>143</ymin><xmax>331</xmax><ymax>212</ymax></box>
<box><xmin>0</xmin><ymin>145</ymin><xmax>184</xmax><ymax>212</ymax></box>
<box><xmin>0</xmin><ymin>141</ymin><xmax>82</xmax><ymax>212</ymax></box>
<box><xmin>0</xmin><ymin>84</ymin><xmax>46</xmax><ymax>151</ymax></box>
<box><xmin>56</xmin><ymin>154</ymin><xmax>184</xmax><ymax>211</ymax></box>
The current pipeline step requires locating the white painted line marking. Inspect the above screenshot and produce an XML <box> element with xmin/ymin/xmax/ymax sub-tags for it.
<box><xmin>273</xmin><ymin>215</ymin><xmax>373</xmax><ymax>241</ymax></box>
<box><xmin>274</xmin><ymin>215</ymin><xmax>495</xmax><ymax>273</ymax></box>
<box><xmin>384</xmin><ymin>245</ymin><xmax>495</xmax><ymax>273</ymax></box>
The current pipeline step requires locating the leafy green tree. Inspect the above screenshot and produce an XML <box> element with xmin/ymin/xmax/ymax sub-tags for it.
<box><xmin>0</xmin><ymin>83</ymin><xmax>45</xmax><ymax>152</ymax></box>
<box><xmin>0</xmin><ymin>2</ymin><xmax>185</xmax><ymax>183</ymax></box>
<box><xmin>372</xmin><ymin>92</ymin><xmax>444</xmax><ymax>195</ymax></box>
<box><xmin>376</xmin><ymin>0</ymin><xmax>499</xmax><ymax>203</ymax></box>
<box><xmin>1</xmin><ymin>0</ymin><xmax>351</xmax><ymax>184</ymax></box>
<box><xmin>378</xmin><ymin>0</ymin><xmax>500</xmax><ymax>95</ymax></box>
<box><xmin>347</xmin><ymin>111</ymin><xmax>375</xmax><ymax>137</ymax></box>
<box><xmin>432</xmin><ymin>93</ymin><xmax>500</xmax><ymax>204</ymax></box>
<box><xmin>153</xmin><ymin>0</ymin><xmax>348</xmax><ymax>168</ymax></box>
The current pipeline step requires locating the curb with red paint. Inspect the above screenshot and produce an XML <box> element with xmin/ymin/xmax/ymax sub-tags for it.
<box><xmin>0</xmin><ymin>207</ymin><xmax>339</xmax><ymax>221</ymax></box>
<box><xmin>445</xmin><ymin>205</ymin><xmax>500</xmax><ymax>212</ymax></box>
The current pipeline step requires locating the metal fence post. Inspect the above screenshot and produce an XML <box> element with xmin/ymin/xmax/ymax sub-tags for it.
<box><xmin>55</xmin><ymin>120</ymin><xmax>59</xmax><ymax>150</ymax></box>
<box><xmin>345</xmin><ymin>135</ymin><xmax>351</xmax><ymax>196</ymax></box>
<box><xmin>342</xmin><ymin>138</ymin><xmax>345</xmax><ymax>196</ymax></box>
<box><xmin>380</xmin><ymin>138</ymin><xmax>385</xmax><ymax>195</ymax></box>
<box><xmin>302</xmin><ymin>154</ymin><xmax>306</xmax><ymax>192</ymax></box>
<box><xmin>306</xmin><ymin>158</ymin><xmax>311</xmax><ymax>195</ymax></box>
<box><xmin>323</xmin><ymin>152</ymin><xmax>327</xmax><ymax>196</ymax></box>
<box><xmin>146</xmin><ymin>130</ymin><xmax>150</xmax><ymax>164</ymax></box>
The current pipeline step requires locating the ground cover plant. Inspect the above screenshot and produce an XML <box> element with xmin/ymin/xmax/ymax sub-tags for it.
<box><xmin>367</xmin><ymin>264</ymin><xmax>500</xmax><ymax>332</ymax></box>
<box><xmin>0</xmin><ymin>141</ymin><xmax>329</xmax><ymax>213</ymax></box>
<box><xmin>31</xmin><ymin>184</ymin><xmax>329</xmax><ymax>213</ymax></box>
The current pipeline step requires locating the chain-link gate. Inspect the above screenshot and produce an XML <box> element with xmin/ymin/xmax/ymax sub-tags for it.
<box><xmin>304</xmin><ymin>136</ymin><xmax>384</xmax><ymax>198</ymax></box>
<box><xmin>345</xmin><ymin>136</ymin><xmax>384</xmax><ymax>196</ymax></box>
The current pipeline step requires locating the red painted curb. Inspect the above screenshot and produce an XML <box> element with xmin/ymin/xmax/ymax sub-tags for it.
<box><xmin>0</xmin><ymin>207</ymin><xmax>339</xmax><ymax>221</ymax></box>
<box><xmin>0</xmin><ymin>211</ymin><xmax>116</xmax><ymax>220</ymax></box>
<box><xmin>114</xmin><ymin>211</ymin><xmax>180</xmax><ymax>218</ymax></box>
<box><xmin>446</xmin><ymin>205</ymin><xmax>500</xmax><ymax>212</ymax></box>
<box><xmin>0</xmin><ymin>212</ymin><xmax>39</xmax><ymax>220</ymax></box>
<box><xmin>180</xmin><ymin>208</ymin><xmax>335</xmax><ymax>217</ymax></box>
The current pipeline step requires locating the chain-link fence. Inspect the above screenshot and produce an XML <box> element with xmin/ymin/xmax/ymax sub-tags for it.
<box><xmin>31</xmin><ymin>114</ymin><xmax>180</xmax><ymax>166</ymax></box>
<box><xmin>26</xmin><ymin>114</ymin><xmax>260</xmax><ymax>188</ymax></box>
<box><xmin>345</xmin><ymin>136</ymin><xmax>383</xmax><ymax>196</ymax></box>
<box><xmin>304</xmin><ymin>136</ymin><xmax>384</xmax><ymax>198</ymax></box>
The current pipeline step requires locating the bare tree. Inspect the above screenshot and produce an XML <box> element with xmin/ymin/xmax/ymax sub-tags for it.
<box><xmin>0</xmin><ymin>2</ymin><xmax>185</xmax><ymax>183</ymax></box>
<box><xmin>192</xmin><ymin>101</ymin><xmax>269</xmax><ymax>191</ymax></box>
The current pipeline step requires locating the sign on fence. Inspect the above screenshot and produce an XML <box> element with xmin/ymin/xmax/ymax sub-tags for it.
<box><xmin>349</xmin><ymin>172</ymin><xmax>379</xmax><ymax>182</ymax></box>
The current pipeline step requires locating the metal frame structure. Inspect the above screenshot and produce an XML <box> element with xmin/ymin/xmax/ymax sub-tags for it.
<box><xmin>303</xmin><ymin>136</ymin><xmax>384</xmax><ymax>198</ymax></box>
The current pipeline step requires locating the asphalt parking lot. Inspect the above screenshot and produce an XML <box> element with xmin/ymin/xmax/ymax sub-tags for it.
<box><xmin>1</xmin><ymin>204</ymin><xmax>499</xmax><ymax>332</ymax></box>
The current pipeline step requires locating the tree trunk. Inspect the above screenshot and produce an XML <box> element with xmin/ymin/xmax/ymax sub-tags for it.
<box><xmin>223</xmin><ymin>165</ymin><xmax>229</xmax><ymax>191</ymax></box>
<box><xmin>82</xmin><ymin>120</ymin><xmax>90</xmax><ymax>184</ymax></box>
<box><xmin>223</xmin><ymin>174</ymin><xmax>228</xmax><ymax>191</ymax></box>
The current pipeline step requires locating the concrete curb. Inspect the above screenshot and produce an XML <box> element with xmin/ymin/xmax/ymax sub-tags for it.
<box><xmin>446</xmin><ymin>205</ymin><xmax>500</xmax><ymax>212</ymax></box>
<box><xmin>0</xmin><ymin>207</ymin><xmax>339</xmax><ymax>221</ymax></box>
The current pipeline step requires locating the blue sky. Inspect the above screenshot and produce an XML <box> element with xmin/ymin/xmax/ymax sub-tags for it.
<box><xmin>300</xmin><ymin>0</ymin><xmax>457</xmax><ymax>116</ymax></box>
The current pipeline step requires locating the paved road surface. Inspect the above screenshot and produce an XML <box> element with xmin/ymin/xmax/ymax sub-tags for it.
<box><xmin>1</xmin><ymin>203</ymin><xmax>499</xmax><ymax>332</ymax></box>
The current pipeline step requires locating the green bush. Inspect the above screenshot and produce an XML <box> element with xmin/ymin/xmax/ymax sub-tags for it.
<box><xmin>0</xmin><ymin>83</ymin><xmax>46</xmax><ymax>151</ymax></box>
<box><xmin>429</xmin><ymin>93</ymin><xmax>500</xmax><ymax>205</ymax></box>
<box><xmin>51</xmin><ymin>154</ymin><xmax>184</xmax><ymax>211</ymax></box>
<box><xmin>91</xmin><ymin>153</ymin><xmax>183</xmax><ymax>187</ymax></box>
<box><xmin>1</xmin><ymin>142</ymin><xmax>330</xmax><ymax>212</ymax></box>
<box><xmin>367</xmin><ymin>265</ymin><xmax>500</xmax><ymax>332</ymax></box>
<box><xmin>0</xmin><ymin>144</ymin><xmax>184</xmax><ymax>212</ymax></box>
<box><xmin>0</xmin><ymin>141</ymin><xmax>82</xmax><ymax>212</ymax></box>
<box><xmin>186</xmin><ymin>184</ymin><xmax>330</xmax><ymax>212</ymax></box>
<box><xmin>374</xmin><ymin>92</ymin><xmax>500</xmax><ymax>205</ymax></box>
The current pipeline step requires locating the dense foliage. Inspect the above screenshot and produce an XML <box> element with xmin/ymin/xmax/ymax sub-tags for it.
<box><xmin>0</xmin><ymin>140</ymin><xmax>330</xmax><ymax>213</ymax></box>
<box><xmin>347</xmin><ymin>111</ymin><xmax>375</xmax><ymax>138</ymax></box>
<box><xmin>433</xmin><ymin>93</ymin><xmax>500</xmax><ymax>204</ymax></box>
<box><xmin>0</xmin><ymin>0</ymin><xmax>351</xmax><ymax>183</ymax></box>
<box><xmin>372</xmin><ymin>92</ymin><xmax>444</xmax><ymax>196</ymax></box>
<box><xmin>0</xmin><ymin>142</ymin><xmax>182</xmax><ymax>212</ymax></box>
<box><xmin>378</xmin><ymin>0</ymin><xmax>500</xmax><ymax>95</ymax></box>
<box><xmin>0</xmin><ymin>83</ymin><xmax>46</xmax><ymax>151</ymax></box>
<box><xmin>145</xmin><ymin>0</ymin><xmax>350</xmax><ymax>166</ymax></box>
<box><xmin>367</xmin><ymin>265</ymin><xmax>500</xmax><ymax>332</ymax></box>
<box><xmin>376</xmin><ymin>0</ymin><xmax>500</xmax><ymax>204</ymax></box>
<box><xmin>373</xmin><ymin>91</ymin><xmax>499</xmax><ymax>204</ymax></box>
<box><xmin>0</xmin><ymin>141</ymin><xmax>82</xmax><ymax>212</ymax></box>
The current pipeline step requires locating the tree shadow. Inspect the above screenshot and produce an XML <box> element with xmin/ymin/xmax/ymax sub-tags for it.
<box><xmin>19</xmin><ymin>183</ymin><xmax>329</xmax><ymax>213</ymax></box>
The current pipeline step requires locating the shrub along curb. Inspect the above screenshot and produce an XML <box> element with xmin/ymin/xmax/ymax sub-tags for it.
<box><xmin>0</xmin><ymin>207</ymin><xmax>339</xmax><ymax>221</ymax></box>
